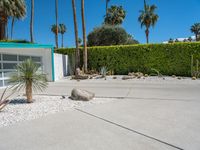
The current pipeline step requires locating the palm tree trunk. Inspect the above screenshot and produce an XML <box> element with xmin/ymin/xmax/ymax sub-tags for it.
<box><xmin>11</xmin><ymin>17</ymin><xmax>15</xmax><ymax>40</ymax></box>
<box><xmin>72</xmin><ymin>0</ymin><xmax>80</xmax><ymax>73</ymax></box>
<box><xmin>30</xmin><ymin>0</ymin><xmax>34</xmax><ymax>43</ymax></box>
<box><xmin>196</xmin><ymin>34</ymin><xmax>198</xmax><ymax>41</ymax></box>
<box><xmin>81</xmin><ymin>0</ymin><xmax>87</xmax><ymax>73</ymax></box>
<box><xmin>106</xmin><ymin>0</ymin><xmax>108</xmax><ymax>17</ymax></box>
<box><xmin>6</xmin><ymin>23</ymin><xmax>8</xmax><ymax>40</ymax></box>
<box><xmin>0</xmin><ymin>12</ymin><xmax>7</xmax><ymax>40</ymax></box>
<box><xmin>145</xmin><ymin>28</ymin><xmax>149</xmax><ymax>44</ymax></box>
<box><xmin>26</xmin><ymin>81</ymin><xmax>33</xmax><ymax>103</ymax></box>
<box><xmin>55</xmin><ymin>0</ymin><xmax>59</xmax><ymax>48</ymax></box>
<box><xmin>62</xmin><ymin>34</ymin><xmax>64</xmax><ymax>48</ymax></box>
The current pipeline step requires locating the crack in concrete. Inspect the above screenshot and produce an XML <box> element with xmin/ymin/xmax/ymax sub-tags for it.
<box><xmin>75</xmin><ymin>108</ymin><xmax>184</xmax><ymax>150</ymax></box>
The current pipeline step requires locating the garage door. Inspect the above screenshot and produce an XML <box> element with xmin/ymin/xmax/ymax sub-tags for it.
<box><xmin>0</xmin><ymin>53</ymin><xmax>42</xmax><ymax>87</ymax></box>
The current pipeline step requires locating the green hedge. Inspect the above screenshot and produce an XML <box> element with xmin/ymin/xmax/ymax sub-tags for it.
<box><xmin>56</xmin><ymin>42</ymin><xmax>200</xmax><ymax>76</ymax></box>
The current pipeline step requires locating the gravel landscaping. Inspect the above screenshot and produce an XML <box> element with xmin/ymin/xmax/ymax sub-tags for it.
<box><xmin>0</xmin><ymin>95</ymin><xmax>115</xmax><ymax>128</ymax></box>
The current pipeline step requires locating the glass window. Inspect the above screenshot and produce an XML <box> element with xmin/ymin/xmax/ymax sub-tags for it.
<box><xmin>0</xmin><ymin>80</ymin><xmax>3</xmax><ymax>87</ymax></box>
<box><xmin>31</xmin><ymin>56</ymin><xmax>41</xmax><ymax>62</ymax></box>
<box><xmin>0</xmin><ymin>54</ymin><xmax>1</xmax><ymax>60</ymax></box>
<box><xmin>4</xmin><ymin>71</ymin><xmax>16</xmax><ymax>77</ymax></box>
<box><xmin>0</xmin><ymin>72</ymin><xmax>2</xmax><ymax>78</ymax></box>
<box><xmin>3</xmin><ymin>63</ymin><xmax>17</xmax><ymax>69</ymax></box>
<box><xmin>3</xmin><ymin>54</ymin><xmax>17</xmax><ymax>61</ymax></box>
<box><xmin>4</xmin><ymin>80</ymin><xmax>11</xmax><ymax>86</ymax></box>
<box><xmin>19</xmin><ymin>55</ymin><xmax>30</xmax><ymax>61</ymax></box>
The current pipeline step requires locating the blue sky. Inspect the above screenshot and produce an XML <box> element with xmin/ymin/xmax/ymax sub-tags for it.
<box><xmin>8</xmin><ymin>0</ymin><xmax>200</xmax><ymax>47</ymax></box>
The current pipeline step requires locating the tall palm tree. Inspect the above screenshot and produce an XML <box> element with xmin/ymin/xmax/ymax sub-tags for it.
<box><xmin>138</xmin><ymin>4</ymin><xmax>159</xmax><ymax>44</ymax></box>
<box><xmin>105</xmin><ymin>0</ymin><xmax>111</xmax><ymax>17</ymax></box>
<box><xmin>51</xmin><ymin>24</ymin><xmax>60</xmax><ymax>47</ymax></box>
<box><xmin>104</xmin><ymin>5</ymin><xmax>126</xmax><ymax>25</ymax></box>
<box><xmin>0</xmin><ymin>0</ymin><xmax>26</xmax><ymax>40</ymax></box>
<box><xmin>9</xmin><ymin>59</ymin><xmax>48</xmax><ymax>103</ymax></box>
<box><xmin>55</xmin><ymin>0</ymin><xmax>59</xmax><ymax>48</ymax></box>
<box><xmin>11</xmin><ymin>17</ymin><xmax>15</xmax><ymax>39</ymax></box>
<box><xmin>59</xmin><ymin>24</ymin><xmax>66</xmax><ymax>48</ymax></box>
<box><xmin>81</xmin><ymin>0</ymin><xmax>87</xmax><ymax>72</ymax></box>
<box><xmin>72</xmin><ymin>0</ymin><xmax>80</xmax><ymax>72</ymax></box>
<box><xmin>30</xmin><ymin>0</ymin><xmax>34</xmax><ymax>43</ymax></box>
<box><xmin>190</xmin><ymin>23</ymin><xmax>200</xmax><ymax>41</ymax></box>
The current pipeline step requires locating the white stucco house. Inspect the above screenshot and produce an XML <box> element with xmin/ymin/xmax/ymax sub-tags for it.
<box><xmin>0</xmin><ymin>43</ymin><xmax>68</xmax><ymax>87</ymax></box>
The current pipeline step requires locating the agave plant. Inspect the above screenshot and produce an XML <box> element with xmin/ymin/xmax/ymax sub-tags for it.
<box><xmin>0</xmin><ymin>87</ymin><xmax>15</xmax><ymax>111</ymax></box>
<box><xmin>150</xmin><ymin>68</ymin><xmax>163</xmax><ymax>77</ymax></box>
<box><xmin>100</xmin><ymin>66</ymin><xmax>107</xmax><ymax>78</ymax></box>
<box><xmin>9</xmin><ymin>59</ymin><xmax>48</xmax><ymax>103</ymax></box>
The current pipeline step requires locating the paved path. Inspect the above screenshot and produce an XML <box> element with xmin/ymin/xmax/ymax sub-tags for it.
<box><xmin>0</xmin><ymin>78</ymin><xmax>200</xmax><ymax>150</ymax></box>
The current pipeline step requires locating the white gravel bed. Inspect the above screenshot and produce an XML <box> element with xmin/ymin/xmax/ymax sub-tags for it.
<box><xmin>0</xmin><ymin>95</ymin><xmax>115</xmax><ymax>128</ymax></box>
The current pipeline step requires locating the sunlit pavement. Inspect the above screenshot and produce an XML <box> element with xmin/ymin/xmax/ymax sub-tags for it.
<box><xmin>0</xmin><ymin>78</ymin><xmax>199</xmax><ymax>150</ymax></box>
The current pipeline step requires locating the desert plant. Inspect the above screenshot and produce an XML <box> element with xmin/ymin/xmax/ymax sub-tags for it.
<box><xmin>191</xmin><ymin>55</ymin><xmax>194</xmax><ymax>77</ymax></box>
<box><xmin>100</xmin><ymin>66</ymin><xmax>107</xmax><ymax>78</ymax></box>
<box><xmin>0</xmin><ymin>0</ymin><xmax>26</xmax><ymax>40</ymax></box>
<box><xmin>0</xmin><ymin>87</ymin><xmax>15</xmax><ymax>111</ymax></box>
<box><xmin>104</xmin><ymin>5</ymin><xmax>126</xmax><ymax>25</ymax></box>
<box><xmin>9</xmin><ymin>59</ymin><xmax>48</xmax><ymax>103</ymax></box>
<box><xmin>59</xmin><ymin>24</ymin><xmax>67</xmax><ymax>47</ymax></box>
<box><xmin>150</xmin><ymin>68</ymin><xmax>162</xmax><ymax>77</ymax></box>
<box><xmin>190</xmin><ymin>23</ymin><xmax>200</xmax><ymax>41</ymax></box>
<box><xmin>138</xmin><ymin>3</ymin><xmax>159</xmax><ymax>43</ymax></box>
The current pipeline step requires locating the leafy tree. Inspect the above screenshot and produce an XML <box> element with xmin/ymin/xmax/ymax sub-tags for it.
<box><xmin>188</xmin><ymin>37</ymin><xmax>193</xmax><ymax>42</ymax></box>
<box><xmin>190</xmin><ymin>23</ymin><xmax>200</xmax><ymax>41</ymax></box>
<box><xmin>81</xmin><ymin>0</ymin><xmax>88</xmax><ymax>72</ymax></box>
<box><xmin>51</xmin><ymin>24</ymin><xmax>60</xmax><ymax>47</ymax></box>
<box><xmin>138</xmin><ymin>3</ymin><xmax>159</xmax><ymax>43</ymax></box>
<box><xmin>175</xmin><ymin>39</ymin><xmax>179</xmax><ymax>42</ymax></box>
<box><xmin>87</xmin><ymin>25</ymin><xmax>139</xmax><ymax>46</ymax></box>
<box><xmin>0</xmin><ymin>0</ymin><xmax>26</xmax><ymax>40</ymax></box>
<box><xmin>59</xmin><ymin>24</ymin><xmax>67</xmax><ymax>47</ymax></box>
<box><xmin>104</xmin><ymin>5</ymin><xmax>126</xmax><ymax>25</ymax></box>
<box><xmin>168</xmin><ymin>38</ymin><xmax>174</xmax><ymax>43</ymax></box>
<box><xmin>9</xmin><ymin>59</ymin><xmax>48</xmax><ymax>103</ymax></box>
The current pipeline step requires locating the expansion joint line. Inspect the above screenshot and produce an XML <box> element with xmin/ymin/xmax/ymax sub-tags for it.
<box><xmin>75</xmin><ymin>108</ymin><xmax>184</xmax><ymax>150</ymax></box>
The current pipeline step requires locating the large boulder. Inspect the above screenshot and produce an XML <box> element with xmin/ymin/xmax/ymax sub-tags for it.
<box><xmin>70</xmin><ymin>88</ymin><xmax>95</xmax><ymax>101</ymax></box>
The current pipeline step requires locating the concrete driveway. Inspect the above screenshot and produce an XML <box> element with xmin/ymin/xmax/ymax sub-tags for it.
<box><xmin>0</xmin><ymin>77</ymin><xmax>200</xmax><ymax>150</ymax></box>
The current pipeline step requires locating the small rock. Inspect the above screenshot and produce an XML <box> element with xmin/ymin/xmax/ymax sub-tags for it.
<box><xmin>128</xmin><ymin>72</ymin><xmax>134</xmax><ymax>76</ymax></box>
<box><xmin>144</xmin><ymin>74</ymin><xmax>148</xmax><ymax>77</ymax></box>
<box><xmin>177</xmin><ymin>77</ymin><xmax>182</xmax><ymax>80</ymax></box>
<box><xmin>134</xmin><ymin>72</ymin><xmax>144</xmax><ymax>78</ymax></box>
<box><xmin>113</xmin><ymin>76</ymin><xmax>117</xmax><ymax>79</ymax></box>
<box><xmin>192</xmin><ymin>77</ymin><xmax>197</xmax><ymax>80</ymax></box>
<box><xmin>70</xmin><ymin>88</ymin><xmax>95</xmax><ymax>101</ymax></box>
<box><xmin>172</xmin><ymin>75</ymin><xmax>176</xmax><ymax>78</ymax></box>
<box><xmin>122</xmin><ymin>76</ymin><xmax>133</xmax><ymax>80</ymax></box>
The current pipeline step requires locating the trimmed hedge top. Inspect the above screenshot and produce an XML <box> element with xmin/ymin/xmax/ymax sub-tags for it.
<box><xmin>56</xmin><ymin>42</ymin><xmax>200</xmax><ymax>76</ymax></box>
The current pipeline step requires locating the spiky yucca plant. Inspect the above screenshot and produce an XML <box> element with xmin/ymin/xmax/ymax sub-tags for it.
<box><xmin>9</xmin><ymin>59</ymin><xmax>48</xmax><ymax>103</ymax></box>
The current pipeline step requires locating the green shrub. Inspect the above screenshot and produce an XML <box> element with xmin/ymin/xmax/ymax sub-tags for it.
<box><xmin>56</xmin><ymin>42</ymin><xmax>200</xmax><ymax>76</ymax></box>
